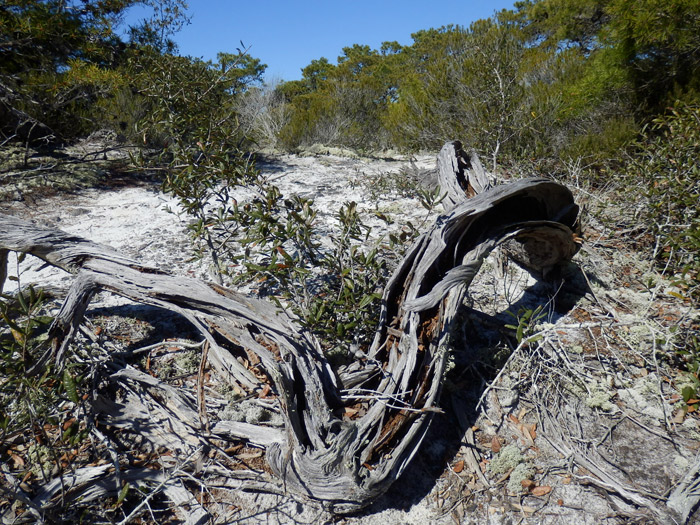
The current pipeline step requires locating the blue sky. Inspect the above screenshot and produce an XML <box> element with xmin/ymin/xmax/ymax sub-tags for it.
<box><xmin>122</xmin><ymin>1</ymin><xmax>517</xmax><ymax>81</ymax></box>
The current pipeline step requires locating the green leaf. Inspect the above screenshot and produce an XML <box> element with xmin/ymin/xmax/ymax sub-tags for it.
<box><xmin>116</xmin><ymin>483</ymin><xmax>130</xmax><ymax>506</ymax></box>
<box><xmin>16</xmin><ymin>291</ymin><xmax>28</xmax><ymax>313</ymax></box>
<box><xmin>682</xmin><ymin>386</ymin><xmax>696</xmax><ymax>403</ymax></box>
<box><xmin>63</xmin><ymin>370</ymin><xmax>80</xmax><ymax>405</ymax></box>
<box><xmin>358</xmin><ymin>295</ymin><xmax>374</xmax><ymax>309</ymax></box>
<box><xmin>525</xmin><ymin>334</ymin><xmax>544</xmax><ymax>344</ymax></box>
<box><xmin>2</xmin><ymin>313</ymin><xmax>22</xmax><ymax>333</ymax></box>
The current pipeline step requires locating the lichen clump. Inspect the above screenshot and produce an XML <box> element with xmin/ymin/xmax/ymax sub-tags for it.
<box><xmin>174</xmin><ymin>350</ymin><xmax>200</xmax><ymax>374</ymax></box>
<box><xmin>222</xmin><ymin>398</ymin><xmax>282</xmax><ymax>426</ymax></box>
<box><xmin>585</xmin><ymin>382</ymin><xmax>616</xmax><ymax>412</ymax></box>
<box><xmin>488</xmin><ymin>443</ymin><xmax>536</xmax><ymax>494</ymax></box>
<box><xmin>488</xmin><ymin>444</ymin><xmax>524</xmax><ymax>475</ymax></box>
<box><xmin>508</xmin><ymin>462</ymin><xmax>536</xmax><ymax>493</ymax></box>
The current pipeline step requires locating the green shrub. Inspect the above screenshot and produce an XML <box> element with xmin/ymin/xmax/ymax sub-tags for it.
<box><xmin>621</xmin><ymin>103</ymin><xmax>700</xmax><ymax>303</ymax></box>
<box><xmin>0</xmin><ymin>279</ymin><xmax>87</xmax><ymax>486</ymax></box>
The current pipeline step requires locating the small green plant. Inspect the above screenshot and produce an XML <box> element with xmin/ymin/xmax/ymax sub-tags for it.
<box><xmin>350</xmin><ymin>167</ymin><xmax>431</xmax><ymax>208</ymax></box>
<box><xmin>231</xmin><ymin>197</ymin><xmax>390</xmax><ymax>354</ymax></box>
<box><xmin>504</xmin><ymin>305</ymin><xmax>547</xmax><ymax>345</ymax></box>
<box><xmin>416</xmin><ymin>185</ymin><xmax>446</xmax><ymax>212</ymax></box>
<box><xmin>1</xmin><ymin>268</ymin><xmax>89</xmax><ymax>494</ymax></box>
<box><xmin>299</xmin><ymin>201</ymin><xmax>386</xmax><ymax>351</ymax></box>
<box><xmin>132</xmin><ymin>50</ymin><xmax>265</xmax><ymax>284</ymax></box>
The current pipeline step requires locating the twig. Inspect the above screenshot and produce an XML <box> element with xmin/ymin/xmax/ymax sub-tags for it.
<box><xmin>475</xmin><ymin>337</ymin><xmax>532</xmax><ymax>413</ymax></box>
<box><xmin>198</xmin><ymin>341</ymin><xmax>210</xmax><ymax>432</ymax></box>
<box><xmin>127</xmin><ymin>339</ymin><xmax>205</xmax><ymax>356</ymax></box>
<box><xmin>117</xmin><ymin>447</ymin><xmax>203</xmax><ymax>525</ymax></box>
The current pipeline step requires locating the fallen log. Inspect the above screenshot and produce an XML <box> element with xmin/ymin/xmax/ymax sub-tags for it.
<box><xmin>0</xmin><ymin>144</ymin><xmax>581</xmax><ymax>514</ymax></box>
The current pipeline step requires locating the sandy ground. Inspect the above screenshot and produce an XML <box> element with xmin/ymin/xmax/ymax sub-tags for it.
<box><xmin>4</xmin><ymin>152</ymin><xmax>437</xmax><ymax>299</ymax></box>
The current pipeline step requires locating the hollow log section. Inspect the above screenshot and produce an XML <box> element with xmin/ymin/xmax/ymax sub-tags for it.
<box><xmin>0</xmin><ymin>141</ymin><xmax>581</xmax><ymax>513</ymax></box>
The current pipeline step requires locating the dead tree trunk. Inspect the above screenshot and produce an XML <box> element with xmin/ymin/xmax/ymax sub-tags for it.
<box><xmin>0</xmin><ymin>144</ymin><xmax>582</xmax><ymax>514</ymax></box>
<box><xmin>436</xmin><ymin>140</ymin><xmax>492</xmax><ymax>207</ymax></box>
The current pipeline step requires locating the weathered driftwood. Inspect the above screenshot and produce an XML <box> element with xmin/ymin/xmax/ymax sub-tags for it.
<box><xmin>436</xmin><ymin>140</ymin><xmax>492</xmax><ymax>208</ymax></box>
<box><xmin>0</xmin><ymin>144</ymin><xmax>584</xmax><ymax>515</ymax></box>
<box><xmin>668</xmin><ymin>454</ymin><xmax>700</xmax><ymax>523</ymax></box>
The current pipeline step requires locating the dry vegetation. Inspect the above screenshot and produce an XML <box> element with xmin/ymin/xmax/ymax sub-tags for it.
<box><xmin>1</xmin><ymin>142</ymin><xmax>698</xmax><ymax>524</ymax></box>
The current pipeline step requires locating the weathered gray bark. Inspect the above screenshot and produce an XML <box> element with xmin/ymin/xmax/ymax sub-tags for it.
<box><xmin>668</xmin><ymin>454</ymin><xmax>700</xmax><ymax>523</ymax></box>
<box><xmin>0</xmin><ymin>144</ymin><xmax>583</xmax><ymax>514</ymax></box>
<box><xmin>436</xmin><ymin>140</ymin><xmax>492</xmax><ymax>208</ymax></box>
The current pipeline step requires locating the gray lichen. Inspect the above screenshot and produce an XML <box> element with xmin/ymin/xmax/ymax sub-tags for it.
<box><xmin>488</xmin><ymin>443</ymin><xmax>536</xmax><ymax>494</ymax></box>
<box><xmin>507</xmin><ymin>462</ymin><xmax>536</xmax><ymax>494</ymax></box>
<box><xmin>222</xmin><ymin>398</ymin><xmax>282</xmax><ymax>426</ymax></box>
<box><xmin>488</xmin><ymin>444</ymin><xmax>524</xmax><ymax>475</ymax></box>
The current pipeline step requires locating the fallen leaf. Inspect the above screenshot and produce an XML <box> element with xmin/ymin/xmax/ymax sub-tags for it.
<box><xmin>557</xmin><ymin>498</ymin><xmax>564</xmax><ymax>506</ymax></box>
<box><xmin>510</xmin><ymin>503</ymin><xmax>536</xmax><ymax>514</ymax></box>
<box><xmin>527</xmin><ymin>423</ymin><xmax>537</xmax><ymax>441</ymax></box>
<box><xmin>10</xmin><ymin>454</ymin><xmax>25</xmax><ymax>468</ymax></box>
<box><xmin>532</xmin><ymin>485</ymin><xmax>552</xmax><ymax>497</ymax></box>
<box><xmin>258</xmin><ymin>384</ymin><xmax>271</xmax><ymax>398</ymax></box>
<box><xmin>496</xmin><ymin>467</ymin><xmax>514</xmax><ymax>484</ymax></box>
<box><xmin>673</xmin><ymin>408</ymin><xmax>687</xmax><ymax>424</ymax></box>
<box><xmin>453</xmin><ymin>460</ymin><xmax>465</xmax><ymax>473</ymax></box>
<box><xmin>516</xmin><ymin>423</ymin><xmax>535</xmax><ymax>446</ymax></box>
<box><xmin>224</xmin><ymin>444</ymin><xmax>244</xmax><ymax>455</ymax></box>
<box><xmin>491</xmin><ymin>436</ymin><xmax>501</xmax><ymax>453</ymax></box>
<box><xmin>562</xmin><ymin>475</ymin><xmax>572</xmax><ymax>485</ymax></box>
<box><xmin>521</xmin><ymin>479</ymin><xmax>536</xmax><ymax>490</ymax></box>
<box><xmin>508</xmin><ymin>414</ymin><xmax>520</xmax><ymax>424</ymax></box>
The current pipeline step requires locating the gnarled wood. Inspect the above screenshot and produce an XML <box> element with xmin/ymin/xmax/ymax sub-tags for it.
<box><xmin>0</xmin><ymin>143</ymin><xmax>583</xmax><ymax>514</ymax></box>
<box><xmin>437</xmin><ymin>140</ymin><xmax>492</xmax><ymax>208</ymax></box>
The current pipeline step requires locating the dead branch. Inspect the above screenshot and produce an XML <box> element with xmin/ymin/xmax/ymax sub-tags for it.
<box><xmin>0</xmin><ymin>143</ymin><xmax>582</xmax><ymax>514</ymax></box>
